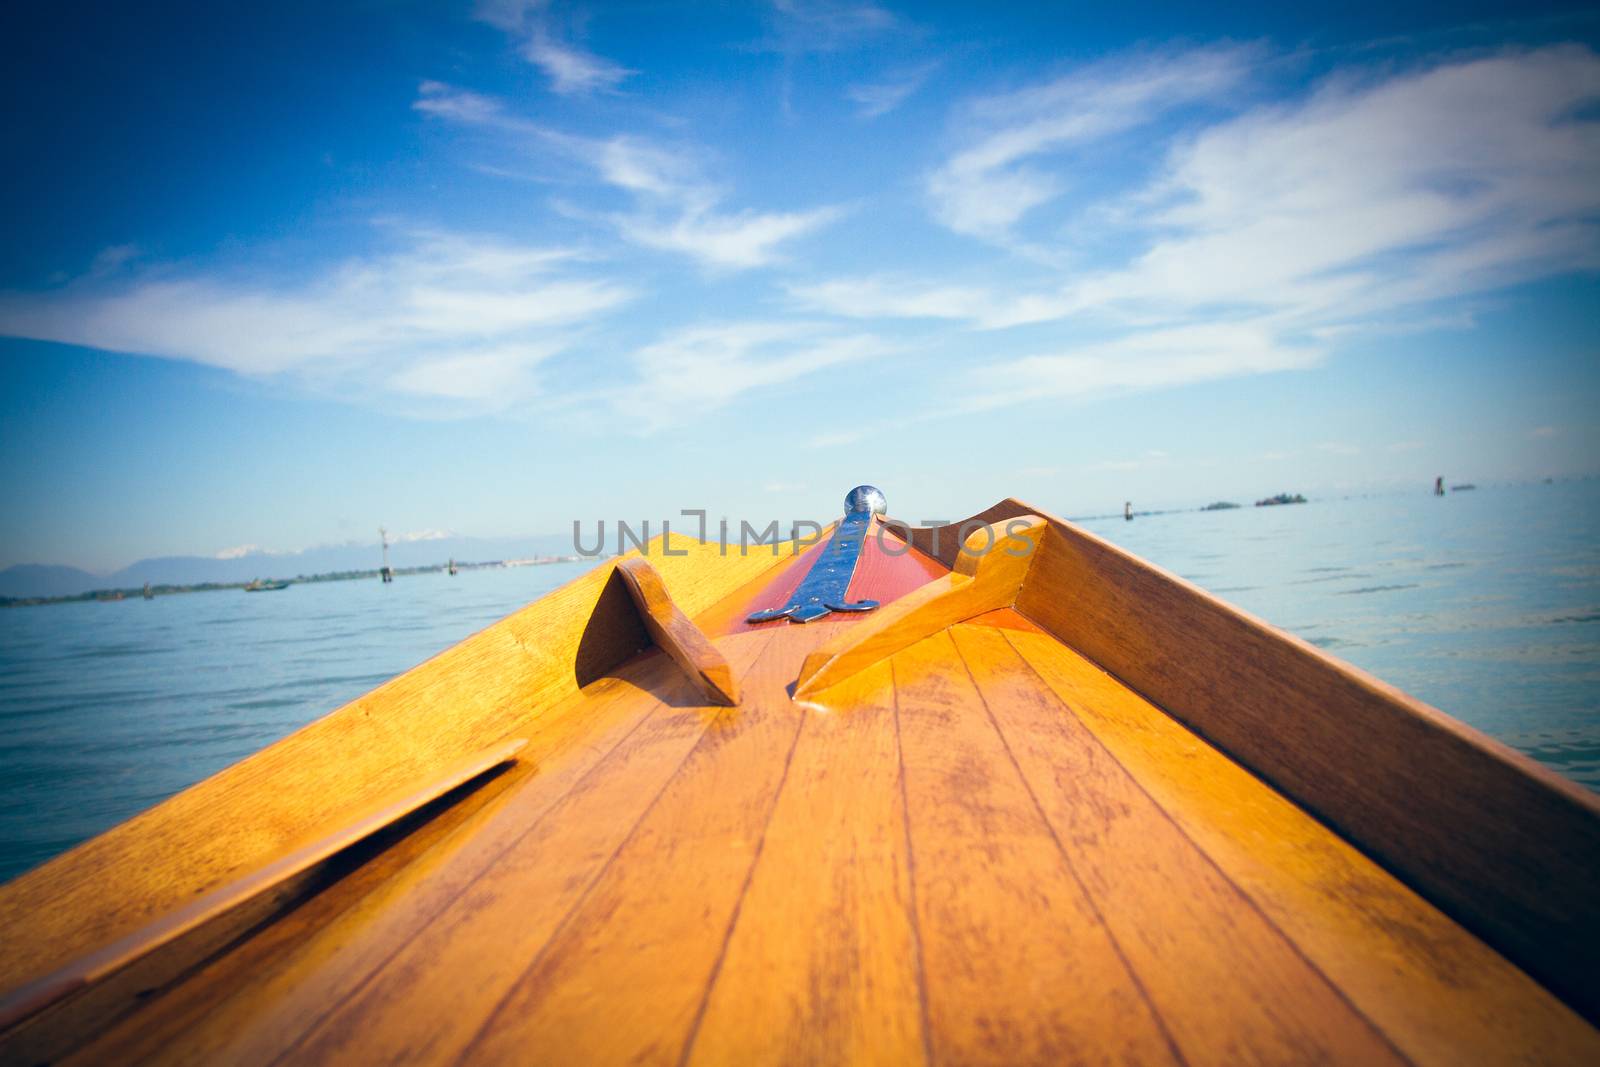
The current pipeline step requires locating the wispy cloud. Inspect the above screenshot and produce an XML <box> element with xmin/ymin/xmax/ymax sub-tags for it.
<box><xmin>846</xmin><ymin>62</ymin><xmax>937</xmax><ymax>117</ymax></box>
<box><xmin>926</xmin><ymin>46</ymin><xmax>1257</xmax><ymax>244</ymax></box>
<box><xmin>1078</xmin><ymin>46</ymin><xmax>1600</xmax><ymax>320</ymax></box>
<box><xmin>758</xmin><ymin>0</ymin><xmax>896</xmax><ymax>54</ymax></box>
<box><xmin>417</xmin><ymin>83</ymin><xmax>843</xmax><ymax>268</ymax></box>
<box><xmin>614</xmin><ymin>205</ymin><xmax>844</xmax><ymax>269</ymax></box>
<box><xmin>961</xmin><ymin>322</ymin><xmax>1323</xmax><ymax>412</ymax></box>
<box><xmin>788</xmin><ymin>274</ymin><xmax>1068</xmax><ymax>328</ymax></box>
<box><xmin>0</xmin><ymin>231</ymin><xmax>632</xmax><ymax>412</ymax></box>
<box><xmin>608</xmin><ymin>322</ymin><xmax>894</xmax><ymax>432</ymax></box>
<box><xmin>474</xmin><ymin>1</ymin><xmax>633</xmax><ymax>94</ymax></box>
<box><xmin>800</xmin><ymin>45</ymin><xmax>1600</xmax><ymax>415</ymax></box>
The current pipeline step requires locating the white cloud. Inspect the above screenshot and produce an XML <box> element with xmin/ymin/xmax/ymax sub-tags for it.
<box><xmin>395</xmin><ymin>529</ymin><xmax>454</xmax><ymax>542</ymax></box>
<box><xmin>615</xmin><ymin>205</ymin><xmax>844</xmax><ymax>269</ymax></box>
<box><xmin>414</xmin><ymin>81</ymin><xmax>517</xmax><ymax>126</ymax></box>
<box><xmin>522</xmin><ymin>29</ymin><xmax>632</xmax><ymax>94</ymax></box>
<box><xmin>962</xmin><ymin>322</ymin><xmax>1323</xmax><ymax>412</ymax></box>
<box><xmin>1316</xmin><ymin>442</ymin><xmax>1362</xmax><ymax>456</ymax></box>
<box><xmin>805</xmin><ymin>46</ymin><xmax>1600</xmax><ymax>416</ymax></box>
<box><xmin>1075</xmin><ymin>46</ymin><xmax>1600</xmax><ymax>320</ymax></box>
<box><xmin>609</xmin><ymin>322</ymin><xmax>893</xmax><ymax>432</ymax></box>
<box><xmin>788</xmin><ymin>275</ymin><xmax>1069</xmax><ymax>328</ymax></box>
<box><xmin>0</xmin><ymin>231</ymin><xmax>633</xmax><ymax>411</ymax></box>
<box><xmin>760</xmin><ymin>0</ymin><xmax>896</xmax><ymax>54</ymax></box>
<box><xmin>416</xmin><ymin>84</ymin><xmax>843</xmax><ymax>268</ymax></box>
<box><xmin>927</xmin><ymin>46</ymin><xmax>1256</xmax><ymax>243</ymax></box>
<box><xmin>474</xmin><ymin>1</ymin><xmax>633</xmax><ymax>95</ymax></box>
<box><xmin>215</xmin><ymin>544</ymin><xmax>262</xmax><ymax>559</ymax></box>
<box><xmin>846</xmin><ymin>63</ymin><xmax>937</xmax><ymax>118</ymax></box>
<box><xmin>1529</xmin><ymin>425</ymin><xmax>1560</xmax><ymax>438</ymax></box>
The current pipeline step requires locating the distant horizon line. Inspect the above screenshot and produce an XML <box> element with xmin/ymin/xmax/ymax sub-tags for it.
<box><xmin>6</xmin><ymin>473</ymin><xmax>1592</xmax><ymax>577</ymax></box>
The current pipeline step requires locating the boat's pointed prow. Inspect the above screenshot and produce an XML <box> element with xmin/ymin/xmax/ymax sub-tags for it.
<box><xmin>795</xmin><ymin>515</ymin><xmax>1048</xmax><ymax>697</ymax></box>
<box><xmin>3</xmin><ymin>483</ymin><xmax>1599</xmax><ymax>1066</ymax></box>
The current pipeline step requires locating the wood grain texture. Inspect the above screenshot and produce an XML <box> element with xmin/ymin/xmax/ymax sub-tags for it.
<box><xmin>284</xmin><ymin>634</ymin><xmax>778</xmax><ymax>1066</ymax></box>
<box><xmin>701</xmin><ymin>518</ymin><xmax>947</xmax><ymax>637</ymax></box>
<box><xmin>457</xmin><ymin>625</ymin><xmax>835</xmax><ymax>1066</ymax></box>
<box><xmin>949</xmin><ymin>623</ymin><xmax>1405</xmax><ymax>1066</ymax></box>
<box><xmin>686</xmin><ymin>658</ymin><xmax>925</xmax><ymax>1066</ymax></box>
<box><xmin>27</xmin><ymin>591</ymin><xmax>1600</xmax><ymax>1065</ymax></box>
<box><xmin>890</xmin><ymin>629</ymin><xmax>1181</xmax><ymax>1067</ymax></box>
<box><xmin>56</xmin><ymin>651</ymin><xmax>721</xmax><ymax>1067</ymax></box>
<box><xmin>1006</xmin><ymin>624</ymin><xmax>1600</xmax><ymax>1067</ymax></box>
<box><xmin>0</xmin><ymin>738</ymin><xmax>524</xmax><ymax>1036</ymax></box>
<box><xmin>0</xmin><ymin>531</ymin><xmax>798</xmax><ymax>997</ymax></box>
<box><xmin>902</xmin><ymin>499</ymin><xmax>1600</xmax><ymax>1020</ymax></box>
<box><xmin>700</xmin><ymin>526</ymin><xmax>836</xmax><ymax>636</ymax></box>
<box><xmin>845</xmin><ymin>516</ymin><xmax>948</xmax><ymax>606</ymax></box>
<box><xmin>616</xmin><ymin>556</ymin><xmax>738</xmax><ymax>705</ymax></box>
<box><xmin>794</xmin><ymin>517</ymin><xmax>1045</xmax><ymax>697</ymax></box>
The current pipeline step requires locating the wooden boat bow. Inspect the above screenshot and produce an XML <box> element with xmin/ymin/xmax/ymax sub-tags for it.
<box><xmin>1</xmin><ymin>485</ymin><xmax>1597</xmax><ymax>1065</ymax></box>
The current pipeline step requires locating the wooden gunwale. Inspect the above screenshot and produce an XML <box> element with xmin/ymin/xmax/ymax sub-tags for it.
<box><xmin>1</xmin><ymin>496</ymin><xmax>1596</xmax><ymax>1064</ymax></box>
<box><xmin>0</xmin><ymin>739</ymin><xmax>526</xmax><ymax>1034</ymax></box>
<box><xmin>0</xmin><ymin>533</ymin><xmax>805</xmax><ymax>996</ymax></box>
<box><xmin>891</xmin><ymin>498</ymin><xmax>1600</xmax><ymax>1022</ymax></box>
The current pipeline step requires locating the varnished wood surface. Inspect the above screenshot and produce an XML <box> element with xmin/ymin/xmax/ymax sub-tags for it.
<box><xmin>615</xmin><ymin>556</ymin><xmax>738</xmax><ymax>705</ymax></box>
<box><xmin>0</xmin><ymin>738</ymin><xmax>525</xmax><ymax>1034</ymax></box>
<box><xmin>0</xmin><ymin>533</ymin><xmax>800</xmax><ymax>995</ymax></box>
<box><xmin>703</xmin><ymin>518</ymin><xmax>947</xmax><ymax>636</ymax></box>
<box><xmin>14</xmin><ymin>602</ymin><xmax>1594</xmax><ymax>1065</ymax></box>
<box><xmin>4</xmin><ymin>502</ymin><xmax>1597</xmax><ymax>1065</ymax></box>
<box><xmin>1007</xmin><ymin>625</ymin><xmax>1599</xmax><ymax>1066</ymax></box>
<box><xmin>794</xmin><ymin>516</ymin><xmax>1045</xmax><ymax>696</ymax></box>
<box><xmin>895</xmin><ymin>500</ymin><xmax>1600</xmax><ymax>1023</ymax></box>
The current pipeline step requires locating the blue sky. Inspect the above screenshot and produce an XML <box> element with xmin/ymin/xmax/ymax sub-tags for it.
<box><xmin>1</xmin><ymin>1</ymin><xmax>1597</xmax><ymax>571</ymax></box>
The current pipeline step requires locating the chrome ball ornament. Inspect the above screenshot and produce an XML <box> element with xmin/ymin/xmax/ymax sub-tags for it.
<box><xmin>844</xmin><ymin>485</ymin><xmax>888</xmax><ymax>516</ymax></box>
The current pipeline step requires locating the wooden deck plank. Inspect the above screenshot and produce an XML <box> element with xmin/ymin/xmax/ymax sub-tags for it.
<box><xmin>686</xmin><ymin>658</ymin><xmax>926</xmax><ymax>1066</ymax></box>
<box><xmin>55</xmin><ymin>651</ymin><xmax>727</xmax><ymax>1066</ymax></box>
<box><xmin>54</xmin><ymin>749</ymin><xmax>541</xmax><ymax>1067</ymax></box>
<box><xmin>456</xmin><ymin>625</ymin><xmax>834</xmax><ymax>1065</ymax></box>
<box><xmin>950</xmin><ymin>622</ymin><xmax>1405</xmax><ymax>1066</ymax></box>
<box><xmin>1004</xmin><ymin>625</ymin><xmax>1600</xmax><ymax>1067</ymax></box>
<box><xmin>993</xmin><ymin>503</ymin><xmax>1600</xmax><ymax>1018</ymax></box>
<box><xmin>889</xmin><ymin>629</ymin><xmax>1181</xmax><ymax>1067</ymax></box>
<box><xmin>0</xmin><ymin>534</ymin><xmax>800</xmax><ymax>995</ymax></box>
<box><xmin>277</xmin><ymin>634</ymin><xmax>778</xmax><ymax>1065</ymax></box>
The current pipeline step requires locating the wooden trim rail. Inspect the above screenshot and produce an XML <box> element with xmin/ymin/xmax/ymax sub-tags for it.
<box><xmin>795</xmin><ymin>517</ymin><xmax>1046</xmax><ymax>698</ymax></box>
<box><xmin>615</xmin><ymin>557</ymin><xmax>739</xmax><ymax>706</ymax></box>
<box><xmin>892</xmin><ymin>500</ymin><xmax>1600</xmax><ymax>1023</ymax></box>
<box><xmin>0</xmin><ymin>738</ymin><xmax>527</xmax><ymax>1035</ymax></box>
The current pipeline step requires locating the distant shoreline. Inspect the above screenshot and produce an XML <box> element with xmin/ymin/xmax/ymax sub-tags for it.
<box><xmin>0</xmin><ymin>557</ymin><xmax>588</xmax><ymax>609</ymax></box>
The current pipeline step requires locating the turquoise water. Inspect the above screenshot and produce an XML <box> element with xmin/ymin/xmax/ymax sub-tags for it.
<box><xmin>1</xmin><ymin>481</ymin><xmax>1596</xmax><ymax>884</ymax></box>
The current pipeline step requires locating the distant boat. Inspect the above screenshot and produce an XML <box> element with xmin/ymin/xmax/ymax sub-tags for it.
<box><xmin>1255</xmin><ymin>492</ymin><xmax>1307</xmax><ymax>507</ymax></box>
<box><xmin>1451</xmin><ymin>484</ymin><xmax>1477</xmax><ymax>492</ymax></box>
<box><xmin>244</xmin><ymin>579</ymin><xmax>290</xmax><ymax>592</ymax></box>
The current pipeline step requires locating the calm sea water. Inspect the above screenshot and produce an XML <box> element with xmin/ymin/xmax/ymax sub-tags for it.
<box><xmin>1</xmin><ymin>481</ymin><xmax>1596</xmax><ymax>884</ymax></box>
